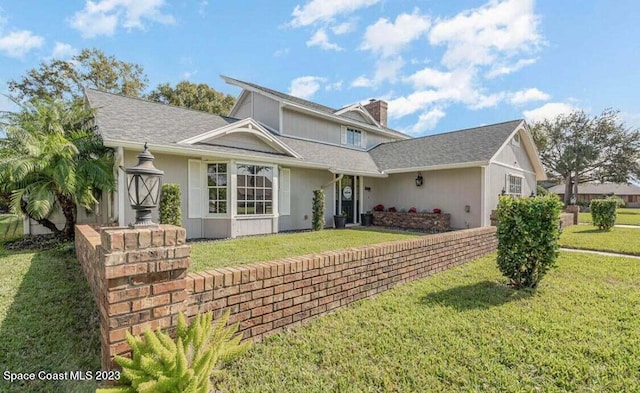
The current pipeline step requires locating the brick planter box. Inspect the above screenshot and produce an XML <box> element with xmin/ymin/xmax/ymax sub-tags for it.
<box><xmin>372</xmin><ymin>211</ymin><xmax>450</xmax><ymax>231</ymax></box>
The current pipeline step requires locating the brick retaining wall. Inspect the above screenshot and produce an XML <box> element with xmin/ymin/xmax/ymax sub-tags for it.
<box><xmin>75</xmin><ymin>225</ymin><xmax>497</xmax><ymax>370</ymax></box>
<box><xmin>372</xmin><ymin>211</ymin><xmax>451</xmax><ymax>231</ymax></box>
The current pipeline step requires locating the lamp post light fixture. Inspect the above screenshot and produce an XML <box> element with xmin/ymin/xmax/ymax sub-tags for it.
<box><xmin>501</xmin><ymin>187</ymin><xmax>506</xmax><ymax>196</ymax></box>
<box><xmin>415</xmin><ymin>172</ymin><xmax>424</xmax><ymax>187</ymax></box>
<box><xmin>124</xmin><ymin>143</ymin><xmax>164</xmax><ymax>227</ymax></box>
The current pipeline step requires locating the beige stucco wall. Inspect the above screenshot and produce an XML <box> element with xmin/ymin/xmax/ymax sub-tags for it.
<box><xmin>366</xmin><ymin>168</ymin><xmax>482</xmax><ymax>229</ymax></box>
<box><xmin>278</xmin><ymin>167</ymin><xmax>334</xmax><ymax>231</ymax></box>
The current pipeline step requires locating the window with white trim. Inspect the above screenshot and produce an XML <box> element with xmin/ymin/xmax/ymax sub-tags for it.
<box><xmin>207</xmin><ymin>163</ymin><xmax>228</xmax><ymax>214</ymax></box>
<box><xmin>342</xmin><ymin>127</ymin><xmax>363</xmax><ymax>147</ymax></box>
<box><xmin>236</xmin><ymin>164</ymin><xmax>273</xmax><ymax>215</ymax></box>
<box><xmin>507</xmin><ymin>174</ymin><xmax>523</xmax><ymax>196</ymax></box>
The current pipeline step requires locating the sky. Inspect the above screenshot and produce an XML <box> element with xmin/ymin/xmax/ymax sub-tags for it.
<box><xmin>0</xmin><ymin>0</ymin><xmax>639</xmax><ymax>137</ymax></box>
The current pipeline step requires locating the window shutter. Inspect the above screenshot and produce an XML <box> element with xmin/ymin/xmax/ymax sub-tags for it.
<box><xmin>188</xmin><ymin>160</ymin><xmax>202</xmax><ymax>218</ymax></box>
<box><xmin>361</xmin><ymin>131</ymin><xmax>367</xmax><ymax>148</ymax></box>
<box><xmin>341</xmin><ymin>128</ymin><xmax>347</xmax><ymax>145</ymax></box>
<box><xmin>280</xmin><ymin>168</ymin><xmax>291</xmax><ymax>215</ymax></box>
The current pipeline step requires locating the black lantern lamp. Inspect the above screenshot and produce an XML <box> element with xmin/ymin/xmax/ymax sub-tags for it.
<box><xmin>415</xmin><ymin>172</ymin><xmax>424</xmax><ymax>187</ymax></box>
<box><xmin>501</xmin><ymin>187</ymin><xmax>506</xmax><ymax>196</ymax></box>
<box><xmin>530</xmin><ymin>191</ymin><xmax>535</xmax><ymax>197</ymax></box>
<box><xmin>125</xmin><ymin>143</ymin><xmax>164</xmax><ymax>227</ymax></box>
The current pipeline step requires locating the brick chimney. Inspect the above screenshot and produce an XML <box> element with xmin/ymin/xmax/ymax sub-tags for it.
<box><xmin>364</xmin><ymin>99</ymin><xmax>388</xmax><ymax>127</ymax></box>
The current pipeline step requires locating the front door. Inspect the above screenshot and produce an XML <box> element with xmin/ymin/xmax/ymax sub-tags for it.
<box><xmin>335</xmin><ymin>175</ymin><xmax>359</xmax><ymax>224</ymax></box>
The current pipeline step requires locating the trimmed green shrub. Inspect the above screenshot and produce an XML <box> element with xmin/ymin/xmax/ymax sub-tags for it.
<box><xmin>312</xmin><ymin>189</ymin><xmax>325</xmax><ymax>231</ymax></box>
<box><xmin>97</xmin><ymin>311</ymin><xmax>250</xmax><ymax>393</ymax></box>
<box><xmin>607</xmin><ymin>195</ymin><xmax>625</xmax><ymax>208</ymax></box>
<box><xmin>496</xmin><ymin>195</ymin><xmax>563</xmax><ymax>289</ymax></box>
<box><xmin>590</xmin><ymin>199</ymin><xmax>617</xmax><ymax>231</ymax></box>
<box><xmin>159</xmin><ymin>184</ymin><xmax>181</xmax><ymax>226</ymax></box>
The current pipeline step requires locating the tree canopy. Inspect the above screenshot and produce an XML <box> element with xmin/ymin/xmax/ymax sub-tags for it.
<box><xmin>0</xmin><ymin>99</ymin><xmax>114</xmax><ymax>238</ymax></box>
<box><xmin>8</xmin><ymin>48</ymin><xmax>148</xmax><ymax>101</ymax></box>
<box><xmin>531</xmin><ymin>109</ymin><xmax>640</xmax><ymax>205</ymax></box>
<box><xmin>147</xmin><ymin>81</ymin><xmax>236</xmax><ymax>116</ymax></box>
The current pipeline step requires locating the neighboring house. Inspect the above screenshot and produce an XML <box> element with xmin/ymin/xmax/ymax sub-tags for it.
<box><xmin>25</xmin><ymin>76</ymin><xmax>547</xmax><ymax>238</ymax></box>
<box><xmin>548</xmin><ymin>183</ymin><xmax>640</xmax><ymax>207</ymax></box>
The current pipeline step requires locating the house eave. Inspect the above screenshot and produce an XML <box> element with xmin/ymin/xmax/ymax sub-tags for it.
<box><xmin>382</xmin><ymin>161</ymin><xmax>489</xmax><ymax>174</ymax></box>
<box><xmin>103</xmin><ymin>139</ymin><xmax>331</xmax><ymax>170</ymax></box>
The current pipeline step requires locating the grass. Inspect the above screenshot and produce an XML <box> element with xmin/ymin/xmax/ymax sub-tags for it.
<box><xmin>578</xmin><ymin>207</ymin><xmax>640</xmax><ymax>226</ymax></box>
<box><xmin>0</xmin><ymin>214</ymin><xmax>22</xmax><ymax>241</ymax></box>
<box><xmin>189</xmin><ymin>228</ymin><xmax>420</xmax><ymax>271</ymax></box>
<box><xmin>220</xmin><ymin>252</ymin><xmax>640</xmax><ymax>392</ymax></box>
<box><xmin>559</xmin><ymin>225</ymin><xmax>640</xmax><ymax>255</ymax></box>
<box><xmin>0</xmin><ymin>246</ymin><xmax>100</xmax><ymax>393</ymax></box>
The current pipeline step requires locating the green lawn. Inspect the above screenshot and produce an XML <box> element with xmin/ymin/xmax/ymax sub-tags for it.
<box><xmin>0</xmin><ymin>247</ymin><xmax>100</xmax><ymax>393</ymax></box>
<box><xmin>578</xmin><ymin>207</ymin><xmax>640</xmax><ymax>226</ymax></box>
<box><xmin>560</xmin><ymin>225</ymin><xmax>640</xmax><ymax>255</ymax></box>
<box><xmin>190</xmin><ymin>228</ymin><xmax>420</xmax><ymax>271</ymax></box>
<box><xmin>0</xmin><ymin>214</ymin><xmax>22</xmax><ymax>241</ymax></box>
<box><xmin>220</xmin><ymin>252</ymin><xmax>640</xmax><ymax>392</ymax></box>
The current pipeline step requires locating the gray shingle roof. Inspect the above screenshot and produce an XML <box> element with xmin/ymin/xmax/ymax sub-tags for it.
<box><xmin>86</xmin><ymin>88</ymin><xmax>526</xmax><ymax>176</ymax></box>
<box><xmin>223</xmin><ymin>76</ymin><xmax>337</xmax><ymax>114</ymax></box>
<box><xmin>369</xmin><ymin>120</ymin><xmax>523</xmax><ymax>171</ymax></box>
<box><xmin>278</xmin><ymin>136</ymin><xmax>380</xmax><ymax>174</ymax></box>
<box><xmin>549</xmin><ymin>183</ymin><xmax>640</xmax><ymax>195</ymax></box>
<box><xmin>222</xmin><ymin>76</ymin><xmax>410</xmax><ymax>139</ymax></box>
<box><xmin>85</xmin><ymin>88</ymin><xmax>238</xmax><ymax>144</ymax></box>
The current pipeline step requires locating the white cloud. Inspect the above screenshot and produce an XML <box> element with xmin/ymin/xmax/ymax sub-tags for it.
<box><xmin>429</xmin><ymin>0</ymin><xmax>542</xmax><ymax>68</ymax></box>
<box><xmin>486</xmin><ymin>58</ymin><xmax>537</xmax><ymax>78</ymax></box>
<box><xmin>307</xmin><ymin>29</ymin><xmax>343</xmax><ymax>51</ymax></box>
<box><xmin>273</xmin><ymin>48</ymin><xmax>290</xmax><ymax>57</ymax></box>
<box><xmin>332</xmin><ymin>21</ymin><xmax>356</xmax><ymax>35</ymax></box>
<box><xmin>360</xmin><ymin>10</ymin><xmax>430</xmax><ymax>57</ymax></box>
<box><xmin>351</xmin><ymin>57</ymin><xmax>405</xmax><ymax>89</ymax></box>
<box><xmin>181</xmin><ymin>70</ymin><xmax>197</xmax><ymax>80</ymax></box>
<box><xmin>409</xmin><ymin>108</ymin><xmax>446</xmax><ymax>134</ymax></box>
<box><xmin>51</xmin><ymin>42</ymin><xmax>78</xmax><ymax>59</ymax></box>
<box><xmin>509</xmin><ymin>88</ymin><xmax>550</xmax><ymax>105</ymax></box>
<box><xmin>290</xmin><ymin>0</ymin><xmax>380</xmax><ymax>27</ymax></box>
<box><xmin>69</xmin><ymin>0</ymin><xmax>175</xmax><ymax>38</ymax></box>
<box><xmin>0</xmin><ymin>30</ymin><xmax>44</xmax><ymax>58</ymax></box>
<box><xmin>326</xmin><ymin>80</ymin><xmax>343</xmax><ymax>91</ymax></box>
<box><xmin>523</xmin><ymin>102</ymin><xmax>575</xmax><ymax>123</ymax></box>
<box><xmin>351</xmin><ymin>75</ymin><xmax>373</xmax><ymax>88</ymax></box>
<box><xmin>289</xmin><ymin>76</ymin><xmax>326</xmax><ymax>99</ymax></box>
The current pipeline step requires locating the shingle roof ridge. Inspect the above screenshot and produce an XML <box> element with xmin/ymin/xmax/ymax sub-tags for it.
<box><xmin>221</xmin><ymin>76</ymin><xmax>337</xmax><ymax>113</ymax></box>
<box><xmin>84</xmin><ymin>87</ymin><xmax>241</xmax><ymax>122</ymax></box>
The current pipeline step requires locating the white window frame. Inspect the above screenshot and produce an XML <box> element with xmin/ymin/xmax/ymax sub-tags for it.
<box><xmin>507</xmin><ymin>173</ymin><xmax>523</xmax><ymax>196</ymax></box>
<box><xmin>206</xmin><ymin>162</ymin><xmax>229</xmax><ymax>216</ymax></box>
<box><xmin>235</xmin><ymin>162</ymin><xmax>275</xmax><ymax>217</ymax></box>
<box><xmin>341</xmin><ymin>126</ymin><xmax>366</xmax><ymax>148</ymax></box>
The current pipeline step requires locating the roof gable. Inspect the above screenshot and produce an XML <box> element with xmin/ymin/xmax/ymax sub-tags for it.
<box><xmin>222</xmin><ymin>75</ymin><xmax>409</xmax><ymax>140</ymax></box>
<box><xmin>178</xmin><ymin>118</ymin><xmax>302</xmax><ymax>158</ymax></box>
<box><xmin>334</xmin><ymin>104</ymin><xmax>379</xmax><ymax>127</ymax></box>
<box><xmin>370</xmin><ymin>120</ymin><xmax>525</xmax><ymax>172</ymax></box>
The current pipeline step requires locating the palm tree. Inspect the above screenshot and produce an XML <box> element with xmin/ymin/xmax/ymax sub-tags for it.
<box><xmin>0</xmin><ymin>98</ymin><xmax>114</xmax><ymax>239</ymax></box>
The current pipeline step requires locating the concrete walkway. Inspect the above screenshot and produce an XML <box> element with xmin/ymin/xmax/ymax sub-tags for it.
<box><xmin>560</xmin><ymin>247</ymin><xmax>640</xmax><ymax>260</ymax></box>
<box><xmin>577</xmin><ymin>223</ymin><xmax>640</xmax><ymax>228</ymax></box>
